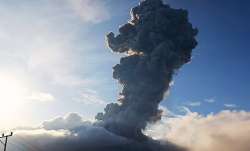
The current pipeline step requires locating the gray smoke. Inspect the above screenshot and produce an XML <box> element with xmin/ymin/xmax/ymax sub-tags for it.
<box><xmin>96</xmin><ymin>0</ymin><xmax>198</xmax><ymax>140</ymax></box>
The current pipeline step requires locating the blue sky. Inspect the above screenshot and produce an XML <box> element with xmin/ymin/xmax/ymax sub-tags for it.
<box><xmin>162</xmin><ymin>0</ymin><xmax>250</xmax><ymax>114</ymax></box>
<box><xmin>0</xmin><ymin>0</ymin><xmax>249</xmax><ymax>129</ymax></box>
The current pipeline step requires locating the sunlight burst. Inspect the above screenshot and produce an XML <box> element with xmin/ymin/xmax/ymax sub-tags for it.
<box><xmin>0</xmin><ymin>74</ymin><xmax>28</xmax><ymax>127</ymax></box>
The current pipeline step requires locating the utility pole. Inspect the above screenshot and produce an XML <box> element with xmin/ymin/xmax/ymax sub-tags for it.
<box><xmin>0</xmin><ymin>132</ymin><xmax>13</xmax><ymax>151</ymax></box>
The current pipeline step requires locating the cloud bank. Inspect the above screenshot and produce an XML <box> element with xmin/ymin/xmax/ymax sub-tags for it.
<box><xmin>146</xmin><ymin>109</ymin><xmax>250</xmax><ymax>151</ymax></box>
<box><xmin>42</xmin><ymin>113</ymin><xmax>91</xmax><ymax>130</ymax></box>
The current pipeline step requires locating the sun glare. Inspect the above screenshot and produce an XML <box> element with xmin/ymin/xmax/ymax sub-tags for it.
<box><xmin>0</xmin><ymin>74</ymin><xmax>28</xmax><ymax>128</ymax></box>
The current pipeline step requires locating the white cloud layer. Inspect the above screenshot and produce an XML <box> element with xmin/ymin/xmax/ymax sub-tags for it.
<box><xmin>42</xmin><ymin>113</ymin><xmax>91</xmax><ymax>130</ymax></box>
<box><xmin>145</xmin><ymin>109</ymin><xmax>250</xmax><ymax>151</ymax></box>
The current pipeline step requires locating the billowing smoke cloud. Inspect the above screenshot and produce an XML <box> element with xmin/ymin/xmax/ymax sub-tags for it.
<box><xmin>96</xmin><ymin>0</ymin><xmax>198</xmax><ymax>140</ymax></box>
<box><xmin>146</xmin><ymin>109</ymin><xmax>250</xmax><ymax>151</ymax></box>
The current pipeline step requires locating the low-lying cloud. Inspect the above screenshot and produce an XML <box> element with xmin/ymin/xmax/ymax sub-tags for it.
<box><xmin>146</xmin><ymin>109</ymin><xmax>250</xmax><ymax>151</ymax></box>
<box><xmin>42</xmin><ymin>113</ymin><xmax>91</xmax><ymax>130</ymax></box>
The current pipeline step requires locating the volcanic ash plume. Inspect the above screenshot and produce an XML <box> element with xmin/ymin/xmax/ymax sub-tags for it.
<box><xmin>96</xmin><ymin>0</ymin><xmax>198</xmax><ymax>139</ymax></box>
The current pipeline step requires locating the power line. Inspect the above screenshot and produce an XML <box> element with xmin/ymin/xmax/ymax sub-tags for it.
<box><xmin>0</xmin><ymin>132</ymin><xmax>13</xmax><ymax>151</ymax></box>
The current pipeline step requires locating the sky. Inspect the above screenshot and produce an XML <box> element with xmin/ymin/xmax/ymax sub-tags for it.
<box><xmin>0</xmin><ymin>0</ymin><xmax>249</xmax><ymax>130</ymax></box>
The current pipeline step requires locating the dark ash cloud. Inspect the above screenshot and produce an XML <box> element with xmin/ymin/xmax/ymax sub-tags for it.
<box><xmin>96</xmin><ymin>0</ymin><xmax>198</xmax><ymax>140</ymax></box>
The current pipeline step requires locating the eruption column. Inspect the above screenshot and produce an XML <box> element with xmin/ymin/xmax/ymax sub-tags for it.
<box><xmin>96</xmin><ymin>0</ymin><xmax>198</xmax><ymax>140</ymax></box>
